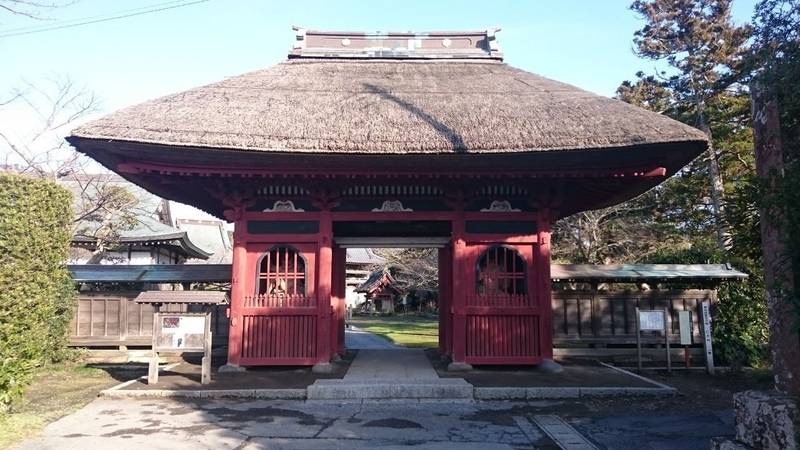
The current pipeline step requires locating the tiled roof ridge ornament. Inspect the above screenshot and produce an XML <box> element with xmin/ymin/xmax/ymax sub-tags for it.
<box><xmin>289</xmin><ymin>26</ymin><xmax>503</xmax><ymax>60</ymax></box>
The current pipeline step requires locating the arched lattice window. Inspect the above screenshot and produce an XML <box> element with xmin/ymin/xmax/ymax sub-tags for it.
<box><xmin>256</xmin><ymin>246</ymin><xmax>306</xmax><ymax>296</ymax></box>
<box><xmin>476</xmin><ymin>246</ymin><xmax>526</xmax><ymax>295</ymax></box>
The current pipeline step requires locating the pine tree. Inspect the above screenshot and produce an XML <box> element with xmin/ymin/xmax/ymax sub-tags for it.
<box><xmin>630</xmin><ymin>0</ymin><xmax>751</xmax><ymax>253</ymax></box>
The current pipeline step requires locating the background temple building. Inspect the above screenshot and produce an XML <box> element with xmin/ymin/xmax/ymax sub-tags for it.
<box><xmin>355</xmin><ymin>268</ymin><xmax>403</xmax><ymax>313</ymax></box>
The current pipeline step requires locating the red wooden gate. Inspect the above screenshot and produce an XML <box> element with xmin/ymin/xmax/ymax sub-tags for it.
<box><xmin>464</xmin><ymin>244</ymin><xmax>542</xmax><ymax>364</ymax></box>
<box><xmin>239</xmin><ymin>243</ymin><xmax>319</xmax><ymax>365</ymax></box>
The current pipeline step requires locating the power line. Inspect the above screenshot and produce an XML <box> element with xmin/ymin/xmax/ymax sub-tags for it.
<box><xmin>0</xmin><ymin>0</ymin><xmax>210</xmax><ymax>38</ymax></box>
<box><xmin>1</xmin><ymin>1</ymin><xmax>193</xmax><ymax>34</ymax></box>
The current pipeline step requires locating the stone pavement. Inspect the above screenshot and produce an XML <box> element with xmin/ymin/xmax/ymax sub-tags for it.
<box><xmin>343</xmin><ymin>348</ymin><xmax>438</xmax><ymax>381</ymax></box>
<box><xmin>307</xmin><ymin>348</ymin><xmax>472</xmax><ymax>400</ymax></box>
<box><xmin>345</xmin><ymin>326</ymin><xmax>400</xmax><ymax>349</ymax></box>
<box><xmin>16</xmin><ymin>397</ymin><xmax>544</xmax><ymax>449</ymax></box>
<box><xmin>15</xmin><ymin>396</ymin><xmax>736</xmax><ymax>449</ymax></box>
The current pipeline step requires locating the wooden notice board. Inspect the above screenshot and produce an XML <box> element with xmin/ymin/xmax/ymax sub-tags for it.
<box><xmin>155</xmin><ymin>313</ymin><xmax>208</xmax><ymax>351</ymax></box>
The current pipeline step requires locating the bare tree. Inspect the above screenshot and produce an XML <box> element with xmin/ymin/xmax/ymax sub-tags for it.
<box><xmin>375</xmin><ymin>248</ymin><xmax>439</xmax><ymax>293</ymax></box>
<box><xmin>0</xmin><ymin>76</ymin><xmax>97</xmax><ymax>178</ymax></box>
<box><xmin>0</xmin><ymin>1</ymin><xmax>75</xmax><ymax>19</ymax></box>
<box><xmin>552</xmin><ymin>192</ymin><xmax>687</xmax><ymax>264</ymax></box>
<box><xmin>0</xmin><ymin>77</ymin><xmax>149</xmax><ymax>263</ymax></box>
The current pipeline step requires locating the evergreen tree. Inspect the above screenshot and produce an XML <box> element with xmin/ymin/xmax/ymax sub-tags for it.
<box><xmin>630</xmin><ymin>0</ymin><xmax>751</xmax><ymax>252</ymax></box>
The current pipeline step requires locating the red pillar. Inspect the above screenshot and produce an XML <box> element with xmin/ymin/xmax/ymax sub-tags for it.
<box><xmin>316</xmin><ymin>208</ymin><xmax>333</xmax><ymax>366</ymax></box>
<box><xmin>225</xmin><ymin>218</ymin><xmax>247</xmax><ymax>367</ymax></box>
<box><xmin>438</xmin><ymin>246</ymin><xmax>453</xmax><ymax>356</ymax></box>
<box><xmin>536</xmin><ymin>214</ymin><xmax>554</xmax><ymax>360</ymax></box>
<box><xmin>332</xmin><ymin>246</ymin><xmax>347</xmax><ymax>356</ymax></box>
<box><xmin>449</xmin><ymin>212</ymin><xmax>471</xmax><ymax>370</ymax></box>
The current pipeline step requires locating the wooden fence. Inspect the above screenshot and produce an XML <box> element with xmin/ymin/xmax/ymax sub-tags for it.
<box><xmin>552</xmin><ymin>289</ymin><xmax>714</xmax><ymax>347</ymax></box>
<box><xmin>69</xmin><ymin>289</ymin><xmax>714</xmax><ymax>350</ymax></box>
<box><xmin>69</xmin><ymin>292</ymin><xmax>229</xmax><ymax>348</ymax></box>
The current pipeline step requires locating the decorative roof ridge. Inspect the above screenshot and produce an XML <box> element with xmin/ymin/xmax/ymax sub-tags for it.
<box><xmin>289</xmin><ymin>27</ymin><xmax>503</xmax><ymax>60</ymax></box>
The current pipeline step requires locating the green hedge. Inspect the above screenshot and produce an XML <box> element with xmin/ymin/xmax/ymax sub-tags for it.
<box><xmin>0</xmin><ymin>173</ymin><xmax>75</xmax><ymax>410</ymax></box>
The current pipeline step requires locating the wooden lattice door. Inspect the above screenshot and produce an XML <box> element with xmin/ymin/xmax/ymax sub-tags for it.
<box><xmin>239</xmin><ymin>243</ymin><xmax>318</xmax><ymax>365</ymax></box>
<box><xmin>464</xmin><ymin>244</ymin><xmax>541</xmax><ymax>364</ymax></box>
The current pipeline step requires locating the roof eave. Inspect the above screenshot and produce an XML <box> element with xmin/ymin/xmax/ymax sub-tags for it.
<box><xmin>72</xmin><ymin>231</ymin><xmax>212</xmax><ymax>260</ymax></box>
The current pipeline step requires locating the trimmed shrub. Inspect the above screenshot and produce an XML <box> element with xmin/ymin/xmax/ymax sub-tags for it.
<box><xmin>0</xmin><ymin>173</ymin><xmax>75</xmax><ymax>410</ymax></box>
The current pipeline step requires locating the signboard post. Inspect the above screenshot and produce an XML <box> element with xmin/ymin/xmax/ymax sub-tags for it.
<box><xmin>636</xmin><ymin>308</ymin><xmax>671</xmax><ymax>373</ymax></box>
<box><xmin>135</xmin><ymin>290</ymin><xmax>228</xmax><ymax>387</ymax></box>
<box><xmin>701</xmin><ymin>300</ymin><xmax>715</xmax><ymax>375</ymax></box>
<box><xmin>148</xmin><ymin>305</ymin><xmax>161</xmax><ymax>385</ymax></box>
<box><xmin>678</xmin><ymin>310</ymin><xmax>692</xmax><ymax>368</ymax></box>
<box><xmin>149</xmin><ymin>311</ymin><xmax>213</xmax><ymax>385</ymax></box>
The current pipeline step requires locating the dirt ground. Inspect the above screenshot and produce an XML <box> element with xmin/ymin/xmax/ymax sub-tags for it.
<box><xmin>123</xmin><ymin>350</ymin><xmax>356</xmax><ymax>391</ymax></box>
<box><xmin>0</xmin><ymin>362</ymin><xmax>146</xmax><ymax>449</ymax></box>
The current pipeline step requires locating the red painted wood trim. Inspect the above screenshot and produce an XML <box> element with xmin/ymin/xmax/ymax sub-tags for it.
<box><xmin>333</xmin><ymin>246</ymin><xmax>347</xmax><ymax>355</ymax></box>
<box><xmin>464</xmin><ymin>306</ymin><xmax>540</xmax><ymax>315</ymax></box>
<box><xmin>226</xmin><ymin>219</ymin><xmax>247</xmax><ymax>366</ymax></box>
<box><xmin>240</xmin><ymin>232</ymin><xmax>321</xmax><ymax>243</ymax></box>
<box><xmin>460</xmin><ymin>235</ymin><xmax>538</xmax><ymax>244</ymax></box>
<box><xmin>240</xmin><ymin>357</ymin><xmax>318</xmax><ymax>366</ymax></box>
<box><xmin>316</xmin><ymin>209</ymin><xmax>333</xmax><ymax>363</ymax></box>
<box><xmin>450</xmin><ymin>210</ymin><xmax>468</xmax><ymax>365</ymax></box>
<box><xmin>243</xmin><ymin>211</ymin><xmax>321</xmax><ymax>220</ymax></box>
<box><xmin>437</xmin><ymin>248</ymin><xmax>447</xmax><ymax>354</ymax></box>
<box><xmin>462</xmin><ymin>212</ymin><xmax>538</xmax><ymax>220</ymax></box>
<box><xmin>466</xmin><ymin>356</ymin><xmax>543</xmax><ymax>365</ymax></box>
<box><xmin>239</xmin><ymin>308</ymin><xmax>318</xmax><ymax>315</ymax></box>
<box><xmin>536</xmin><ymin>212</ymin><xmax>555</xmax><ymax>360</ymax></box>
<box><xmin>331</xmin><ymin>211</ymin><xmax>456</xmax><ymax>221</ymax></box>
<box><xmin>117</xmin><ymin>160</ymin><xmax>669</xmax><ymax>180</ymax></box>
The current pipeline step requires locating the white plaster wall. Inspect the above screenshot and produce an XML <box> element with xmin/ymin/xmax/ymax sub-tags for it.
<box><xmin>345</xmin><ymin>286</ymin><xmax>366</xmax><ymax>308</ymax></box>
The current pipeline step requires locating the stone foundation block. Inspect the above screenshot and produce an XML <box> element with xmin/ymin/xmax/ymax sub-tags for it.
<box><xmin>710</xmin><ymin>437</ymin><xmax>753</xmax><ymax>449</ymax></box>
<box><xmin>733</xmin><ymin>390</ymin><xmax>799</xmax><ymax>450</ymax></box>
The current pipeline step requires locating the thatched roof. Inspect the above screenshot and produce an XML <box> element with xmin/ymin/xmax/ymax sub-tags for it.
<box><xmin>70</xmin><ymin>59</ymin><xmax>706</xmax><ymax>155</ymax></box>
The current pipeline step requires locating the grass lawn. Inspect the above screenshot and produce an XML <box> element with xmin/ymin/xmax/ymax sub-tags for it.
<box><xmin>0</xmin><ymin>362</ymin><xmax>144</xmax><ymax>449</ymax></box>
<box><xmin>349</xmin><ymin>314</ymin><xmax>439</xmax><ymax>348</ymax></box>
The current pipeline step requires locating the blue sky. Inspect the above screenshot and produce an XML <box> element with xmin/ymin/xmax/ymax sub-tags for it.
<box><xmin>0</xmin><ymin>0</ymin><xmax>759</xmax><ymax>222</ymax></box>
<box><xmin>3</xmin><ymin>0</ymin><xmax>758</xmax><ymax>112</ymax></box>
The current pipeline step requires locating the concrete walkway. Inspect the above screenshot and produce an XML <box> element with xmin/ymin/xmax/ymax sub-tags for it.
<box><xmin>344</xmin><ymin>349</ymin><xmax>439</xmax><ymax>381</ymax></box>
<box><xmin>344</xmin><ymin>326</ymin><xmax>400</xmax><ymax>349</ymax></box>
<box><xmin>17</xmin><ymin>397</ymin><xmax>546</xmax><ymax>449</ymax></box>
<box><xmin>309</xmin><ymin>337</ymin><xmax>471</xmax><ymax>400</ymax></box>
<box><xmin>16</xmin><ymin>396</ymin><xmax>737</xmax><ymax>449</ymax></box>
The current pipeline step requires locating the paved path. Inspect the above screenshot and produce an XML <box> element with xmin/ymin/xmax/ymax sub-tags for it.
<box><xmin>15</xmin><ymin>397</ymin><xmax>736</xmax><ymax>449</ymax></box>
<box><xmin>343</xmin><ymin>348</ymin><xmax>438</xmax><ymax>381</ymax></box>
<box><xmin>345</xmin><ymin>326</ymin><xmax>399</xmax><ymax>349</ymax></box>
<box><xmin>17</xmin><ymin>398</ymin><xmax>543</xmax><ymax>449</ymax></box>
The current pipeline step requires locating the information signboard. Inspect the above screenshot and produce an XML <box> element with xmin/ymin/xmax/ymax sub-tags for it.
<box><xmin>635</xmin><ymin>308</ymin><xmax>671</xmax><ymax>373</ymax></box>
<box><xmin>638</xmin><ymin>311</ymin><xmax>665</xmax><ymax>331</ymax></box>
<box><xmin>678</xmin><ymin>311</ymin><xmax>692</xmax><ymax>346</ymax></box>
<box><xmin>154</xmin><ymin>313</ymin><xmax>207</xmax><ymax>351</ymax></box>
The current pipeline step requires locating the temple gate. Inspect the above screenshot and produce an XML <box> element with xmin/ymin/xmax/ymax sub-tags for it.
<box><xmin>67</xmin><ymin>28</ymin><xmax>708</xmax><ymax>371</ymax></box>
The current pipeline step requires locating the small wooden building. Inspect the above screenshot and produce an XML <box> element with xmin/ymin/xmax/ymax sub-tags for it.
<box><xmin>355</xmin><ymin>269</ymin><xmax>403</xmax><ymax>313</ymax></box>
<box><xmin>67</xmin><ymin>28</ymin><xmax>708</xmax><ymax>370</ymax></box>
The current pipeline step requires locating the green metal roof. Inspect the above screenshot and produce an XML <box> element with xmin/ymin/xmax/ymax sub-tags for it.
<box><xmin>551</xmin><ymin>264</ymin><xmax>748</xmax><ymax>283</ymax></box>
<box><xmin>69</xmin><ymin>264</ymin><xmax>231</xmax><ymax>283</ymax></box>
<box><xmin>69</xmin><ymin>263</ymin><xmax>747</xmax><ymax>284</ymax></box>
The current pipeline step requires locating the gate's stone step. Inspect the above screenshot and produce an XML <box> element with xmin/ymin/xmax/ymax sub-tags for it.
<box><xmin>307</xmin><ymin>378</ymin><xmax>473</xmax><ymax>400</ymax></box>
